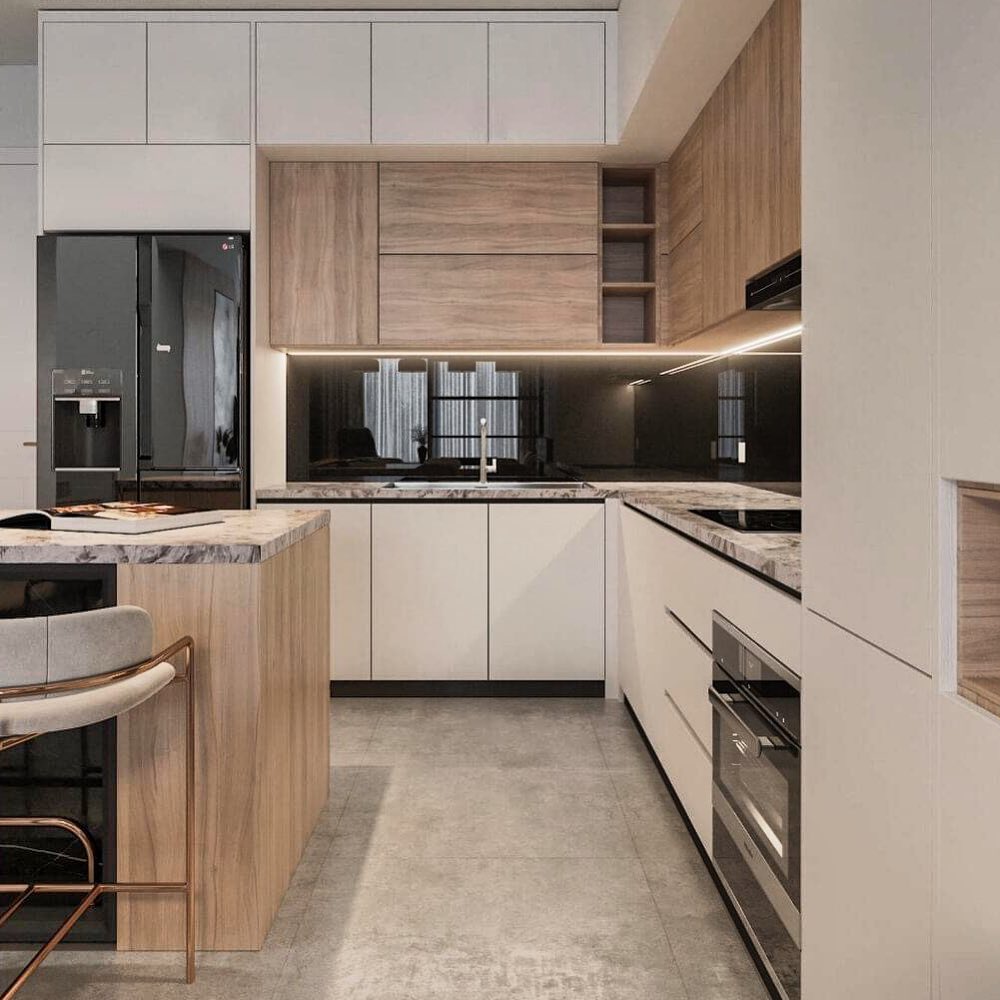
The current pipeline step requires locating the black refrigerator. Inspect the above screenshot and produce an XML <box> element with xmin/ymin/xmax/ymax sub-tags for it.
<box><xmin>36</xmin><ymin>234</ymin><xmax>250</xmax><ymax>509</ymax></box>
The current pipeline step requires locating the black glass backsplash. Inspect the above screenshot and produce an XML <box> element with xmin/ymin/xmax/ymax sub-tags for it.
<box><xmin>286</xmin><ymin>344</ymin><xmax>801</xmax><ymax>485</ymax></box>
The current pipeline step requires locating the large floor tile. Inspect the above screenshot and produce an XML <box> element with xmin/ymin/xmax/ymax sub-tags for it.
<box><xmin>330</xmin><ymin>765</ymin><xmax>636</xmax><ymax>860</ymax></box>
<box><xmin>609</xmin><ymin>767</ymin><xmax>698</xmax><ymax>862</ymax></box>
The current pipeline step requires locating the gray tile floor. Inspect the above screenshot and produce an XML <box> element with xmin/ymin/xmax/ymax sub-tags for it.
<box><xmin>1</xmin><ymin>698</ymin><xmax>768</xmax><ymax>1000</ymax></box>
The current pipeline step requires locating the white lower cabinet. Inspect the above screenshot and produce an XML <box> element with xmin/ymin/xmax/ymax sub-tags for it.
<box><xmin>266</xmin><ymin>503</ymin><xmax>372</xmax><ymax>681</ymax></box>
<box><xmin>618</xmin><ymin>503</ymin><xmax>800</xmax><ymax>857</ymax></box>
<box><xmin>372</xmin><ymin>503</ymin><xmax>489</xmax><ymax>681</ymax></box>
<box><xmin>801</xmin><ymin>611</ymin><xmax>932</xmax><ymax>1000</ymax></box>
<box><xmin>936</xmin><ymin>693</ymin><xmax>1000</xmax><ymax>1000</ymax></box>
<box><xmin>488</xmin><ymin>503</ymin><xmax>604</xmax><ymax>681</ymax></box>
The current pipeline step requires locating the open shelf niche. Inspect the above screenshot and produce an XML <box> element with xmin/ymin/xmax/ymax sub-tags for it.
<box><xmin>957</xmin><ymin>484</ymin><xmax>1000</xmax><ymax>719</ymax></box>
<box><xmin>600</xmin><ymin>167</ymin><xmax>658</xmax><ymax>345</ymax></box>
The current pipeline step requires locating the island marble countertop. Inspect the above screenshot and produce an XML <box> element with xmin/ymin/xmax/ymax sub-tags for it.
<box><xmin>0</xmin><ymin>508</ymin><xmax>329</xmax><ymax>565</ymax></box>
<box><xmin>257</xmin><ymin>481</ymin><xmax>801</xmax><ymax>593</ymax></box>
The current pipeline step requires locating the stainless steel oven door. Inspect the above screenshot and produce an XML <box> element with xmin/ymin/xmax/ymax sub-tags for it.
<box><xmin>711</xmin><ymin>684</ymin><xmax>800</xmax><ymax>939</ymax></box>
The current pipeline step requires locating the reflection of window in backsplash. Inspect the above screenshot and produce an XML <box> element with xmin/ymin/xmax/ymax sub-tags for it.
<box><xmin>717</xmin><ymin>369</ymin><xmax>746</xmax><ymax>463</ymax></box>
<box><xmin>286</xmin><ymin>347</ymin><xmax>801</xmax><ymax>483</ymax></box>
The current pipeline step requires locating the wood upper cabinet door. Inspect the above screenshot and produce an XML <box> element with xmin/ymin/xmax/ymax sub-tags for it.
<box><xmin>488</xmin><ymin>503</ymin><xmax>605</xmax><ymax>682</ymax></box>
<box><xmin>147</xmin><ymin>23</ymin><xmax>251</xmax><ymax>143</ymax></box>
<box><xmin>701</xmin><ymin>68</ymin><xmax>743</xmax><ymax>328</ymax></box>
<box><xmin>379</xmin><ymin>163</ymin><xmax>599</xmax><ymax>254</ymax></box>
<box><xmin>665</xmin><ymin>117</ymin><xmax>703</xmax><ymax>253</ymax></box>
<box><xmin>661</xmin><ymin>226</ymin><xmax>703</xmax><ymax>345</ymax></box>
<box><xmin>488</xmin><ymin>23</ymin><xmax>605</xmax><ymax>143</ymax></box>
<box><xmin>777</xmin><ymin>0</ymin><xmax>802</xmax><ymax>261</ymax></box>
<box><xmin>372</xmin><ymin>503</ymin><xmax>488</xmax><ymax>681</ymax></box>
<box><xmin>379</xmin><ymin>254</ymin><xmax>599</xmax><ymax>348</ymax></box>
<box><xmin>372</xmin><ymin>23</ymin><xmax>488</xmax><ymax>142</ymax></box>
<box><xmin>269</xmin><ymin>163</ymin><xmax>377</xmax><ymax>347</ymax></box>
<box><xmin>256</xmin><ymin>23</ymin><xmax>371</xmax><ymax>143</ymax></box>
<box><xmin>43</xmin><ymin>22</ymin><xmax>147</xmax><ymax>143</ymax></box>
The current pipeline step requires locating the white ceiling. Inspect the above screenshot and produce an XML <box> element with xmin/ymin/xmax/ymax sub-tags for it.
<box><xmin>1</xmin><ymin>0</ymin><xmax>619</xmax><ymax>64</ymax></box>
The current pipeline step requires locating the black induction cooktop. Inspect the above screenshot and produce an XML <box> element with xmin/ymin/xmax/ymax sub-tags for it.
<box><xmin>690</xmin><ymin>508</ymin><xmax>802</xmax><ymax>533</ymax></box>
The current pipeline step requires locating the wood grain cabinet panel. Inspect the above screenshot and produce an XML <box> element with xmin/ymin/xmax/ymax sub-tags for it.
<box><xmin>661</xmin><ymin>226</ymin><xmax>703</xmax><ymax>344</ymax></box>
<box><xmin>379</xmin><ymin>163</ymin><xmax>599</xmax><ymax>254</ymax></box>
<box><xmin>379</xmin><ymin>254</ymin><xmax>599</xmax><ymax>348</ymax></box>
<box><xmin>269</xmin><ymin>163</ymin><xmax>378</xmax><ymax>347</ymax></box>
<box><xmin>777</xmin><ymin>0</ymin><xmax>802</xmax><ymax>261</ymax></box>
<box><xmin>664</xmin><ymin>117</ymin><xmax>703</xmax><ymax>253</ymax></box>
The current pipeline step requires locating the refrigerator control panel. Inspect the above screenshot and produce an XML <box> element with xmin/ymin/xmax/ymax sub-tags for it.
<box><xmin>52</xmin><ymin>368</ymin><xmax>124</xmax><ymax>397</ymax></box>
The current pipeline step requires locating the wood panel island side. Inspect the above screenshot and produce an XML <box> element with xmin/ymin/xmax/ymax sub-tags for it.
<box><xmin>0</xmin><ymin>509</ymin><xmax>330</xmax><ymax>951</ymax></box>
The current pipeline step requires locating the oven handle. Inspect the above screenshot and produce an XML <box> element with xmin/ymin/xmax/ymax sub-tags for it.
<box><xmin>709</xmin><ymin>688</ymin><xmax>789</xmax><ymax>758</ymax></box>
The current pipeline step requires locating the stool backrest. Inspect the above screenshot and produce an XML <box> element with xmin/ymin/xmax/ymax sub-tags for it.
<box><xmin>0</xmin><ymin>606</ymin><xmax>153</xmax><ymax>689</ymax></box>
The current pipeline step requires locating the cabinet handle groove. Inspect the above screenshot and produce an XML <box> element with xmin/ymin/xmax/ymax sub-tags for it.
<box><xmin>663</xmin><ymin>605</ymin><xmax>712</xmax><ymax>656</ymax></box>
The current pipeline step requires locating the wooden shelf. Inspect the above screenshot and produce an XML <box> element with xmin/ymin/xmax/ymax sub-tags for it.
<box><xmin>602</xmin><ymin>223</ymin><xmax>656</xmax><ymax>241</ymax></box>
<box><xmin>602</xmin><ymin>281</ymin><xmax>656</xmax><ymax>295</ymax></box>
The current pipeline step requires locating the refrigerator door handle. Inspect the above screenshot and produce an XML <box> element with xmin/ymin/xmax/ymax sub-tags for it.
<box><xmin>137</xmin><ymin>301</ymin><xmax>153</xmax><ymax>463</ymax></box>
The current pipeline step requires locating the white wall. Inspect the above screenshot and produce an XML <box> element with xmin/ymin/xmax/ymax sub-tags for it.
<box><xmin>0</xmin><ymin>66</ymin><xmax>38</xmax><ymax>508</ymax></box>
<box><xmin>0</xmin><ymin>65</ymin><xmax>37</xmax><ymax>148</ymax></box>
<box><xmin>616</xmin><ymin>0</ymin><xmax>681</xmax><ymax>134</ymax></box>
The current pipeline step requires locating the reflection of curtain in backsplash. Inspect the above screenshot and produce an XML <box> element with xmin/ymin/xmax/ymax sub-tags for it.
<box><xmin>431</xmin><ymin>362</ymin><xmax>519</xmax><ymax>459</ymax></box>
<box><xmin>362</xmin><ymin>360</ymin><xmax>428</xmax><ymax>462</ymax></box>
<box><xmin>717</xmin><ymin>368</ymin><xmax>745</xmax><ymax>462</ymax></box>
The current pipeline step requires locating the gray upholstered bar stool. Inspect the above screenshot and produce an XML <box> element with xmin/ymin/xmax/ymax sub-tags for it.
<box><xmin>0</xmin><ymin>606</ymin><xmax>195</xmax><ymax>999</ymax></box>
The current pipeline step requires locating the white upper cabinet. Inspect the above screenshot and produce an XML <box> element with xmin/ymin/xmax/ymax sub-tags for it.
<box><xmin>372</xmin><ymin>22</ymin><xmax>488</xmax><ymax>143</ymax></box>
<box><xmin>147</xmin><ymin>22</ymin><xmax>251</xmax><ymax>143</ymax></box>
<box><xmin>257</xmin><ymin>23</ymin><xmax>371</xmax><ymax>144</ymax></box>
<box><xmin>489</xmin><ymin>22</ymin><xmax>605</xmax><ymax>143</ymax></box>
<box><xmin>43</xmin><ymin>22</ymin><xmax>147</xmax><ymax>143</ymax></box>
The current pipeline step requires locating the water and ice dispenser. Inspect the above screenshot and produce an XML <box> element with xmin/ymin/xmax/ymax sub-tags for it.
<box><xmin>51</xmin><ymin>368</ymin><xmax>123</xmax><ymax>472</ymax></box>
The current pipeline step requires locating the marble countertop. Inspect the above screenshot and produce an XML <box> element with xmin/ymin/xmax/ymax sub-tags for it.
<box><xmin>0</xmin><ymin>508</ymin><xmax>329</xmax><ymax>565</ymax></box>
<box><xmin>257</xmin><ymin>480</ymin><xmax>801</xmax><ymax>592</ymax></box>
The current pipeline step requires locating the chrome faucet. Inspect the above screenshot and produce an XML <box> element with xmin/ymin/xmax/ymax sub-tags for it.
<box><xmin>478</xmin><ymin>417</ymin><xmax>489</xmax><ymax>485</ymax></box>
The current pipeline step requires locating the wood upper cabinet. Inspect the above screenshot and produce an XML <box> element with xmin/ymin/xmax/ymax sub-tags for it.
<box><xmin>665</xmin><ymin>0</ymin><xmax>800</xmax><ymax>335</ymax></box>
<box><xmin>664</xmin><ymin>116</ymin><xmax>703</xmax><ymax>254</ymax></box>
<box><xmin>379</xmin><ymin>254</ymin><xmax>599</xmax><ymax>348</ymax></box>
<box><xmin>269</xmin><ymin>163</ymin><xmax>378</xmax><ymax>347</ymax></box>
<box><xmin>660</xmin><ymin>226</ymin><xmax>703</xmax><ymax>344</ymax></box>
<box><xmin>379</xmin><ymin>163</ymin><xmax>599</xmax><ymax>254</ymax></box>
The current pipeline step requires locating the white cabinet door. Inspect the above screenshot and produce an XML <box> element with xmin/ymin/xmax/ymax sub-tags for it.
<box><xmin>328</xmin><ymin>504</ymin><xmax>373</xmax><ymax>681</ymax></box>
<box><xmin>43</xmin><ymin>21</ymin><xmax>146</xmax><ymax>143</ymax></box>
<box><xmin>801</xmin><ymin>612</ymin><xmax>932</xmax><ymax>1000</ymax></box>
<box><xmin>257</xmin><ymin>23</ymin><xmax>371</xmax><ymax>144</ymax></box>
<box><xmin>489</xmin><ymin>22</ymin><xmax>605</xmax><ymax>143</ymax></box>
<box><xmin>0</xmin><ymin>165</ymin><xmax>37</xmax><ymax>508</ymax></box>
<box><xmin>802</xmin><ymin>0</ymin><xmax>934</xmax><ymax>673</ymax></box>
<box><xmin>660</xmin><ymin>690</ymin><xmax>712</xmax><ymax>850</ymax></box>
<box><xmin>147</xmin><ymin>22</ymin><xmax>251</xmax><ymax>143</ymax></box>
<box><xmin>488</xmin><ymin>503</ymin><xmax>604</xmax><ymax>681</ymax></box>
<box><xmin>372</xmin><ymin>23</ymin><xmax>488</xmax><ymax>143</ymax></box>
<box><xmin>937</xmin><ymin>692</ymin><xmax>1000</xmax><ymax>1000</ymax></box>
<box><xmin>372</xmin><ymin>503</ymin><xmax>488</xmax><ymax>681</ymax></box>
<box><xmin>265</xmin><ymin>502</ymin><xmax>372</xmax><ymax>681</ymax></box>
<box><xmin>43</xmin><ymin>145</ymin><xmax>251</xmax><ymax>232</ymax></box>
<box><xmin>934</xmin><ymin>0</ymin><xmax>1000</xmax><ymax>484</ymax></box>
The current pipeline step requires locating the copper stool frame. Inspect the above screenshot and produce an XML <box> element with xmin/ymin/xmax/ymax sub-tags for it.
<box><xmin>0</xmin><ymin>635</ymin><xmax>195</xmax><ymax>998</ymax></box>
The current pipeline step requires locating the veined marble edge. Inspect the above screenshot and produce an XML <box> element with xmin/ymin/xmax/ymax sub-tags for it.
<box><xmin>0</xmin><ymin>509</ymin><xmax>330</xmax><ymax>566</ymax></box>
<box><xmin>255</xmin><ymin>482</ymin><xmax>802</xmax><ymax>593</ymax></box>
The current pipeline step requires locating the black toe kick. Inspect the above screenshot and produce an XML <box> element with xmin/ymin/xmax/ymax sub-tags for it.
<box><xmin>330</xmin><ymin>680</ymin><xmax>606</xmax><ymax>698</ymax></box>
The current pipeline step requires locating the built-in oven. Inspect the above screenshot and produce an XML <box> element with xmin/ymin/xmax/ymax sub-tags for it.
<box><xmin>710</xmin><ymin>611</ymin><xmax>801</xmax><ymax>1000</ymax></box>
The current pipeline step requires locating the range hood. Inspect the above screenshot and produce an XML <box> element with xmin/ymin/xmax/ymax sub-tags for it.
<box><xmin>746</xmin><ymin>253</ymin><xmax>802</xmax><ymax>311</ymax></box>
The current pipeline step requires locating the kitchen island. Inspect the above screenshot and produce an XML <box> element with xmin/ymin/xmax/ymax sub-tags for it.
<box><xmin>0</xmin><ymin>509</ymin><xmax>330</xmax><ymax>952</ymax></box>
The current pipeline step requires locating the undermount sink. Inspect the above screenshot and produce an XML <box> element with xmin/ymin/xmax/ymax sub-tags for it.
<box><xmin>388</xmin><ymin>480</ymin><xmax>588</xmax><ymax>491</ymax></box>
